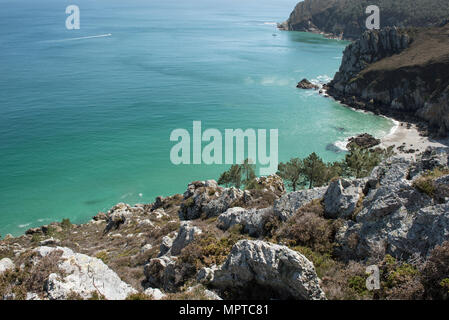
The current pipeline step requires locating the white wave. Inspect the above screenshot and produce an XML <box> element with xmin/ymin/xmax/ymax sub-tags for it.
<box><xmin>44</xmin><ymin>33</ymin><xmax>112</xmax><ymax>43</ymax></box>
<box><xmin>263</xmin><ymin>22</ymin><xmax>277</xmax><ymax>25</ymax></box>
<box><xmin>120</xmin><ymin>192</ymin><xmax>132</xmax><ymax>199</ymax></box>
<box><xmin>334</xmin><ymin>137</ymin><xmax>350</xmax><ymax>152</ymax></box>
<box><xmin>18</xmin><ymin>223</ymin><xmax>31</xmax><ymax>228</ymax></box>
<box><xmin>260</xmin><ymin>76</ymin><xmax>291</xmax><ymax>87</ymax></box>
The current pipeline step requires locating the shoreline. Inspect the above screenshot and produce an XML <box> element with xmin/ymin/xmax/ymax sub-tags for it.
<box><xmin>379</xmin><ymin>120</ymin><xmax>449</xmax><ymax>159</ymax></box>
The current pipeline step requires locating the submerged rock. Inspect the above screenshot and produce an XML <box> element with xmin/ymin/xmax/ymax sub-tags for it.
<box><xmin>347</xmin><ymin>133</ymin><xmax>381</xmax><ymax>150</ymax></box>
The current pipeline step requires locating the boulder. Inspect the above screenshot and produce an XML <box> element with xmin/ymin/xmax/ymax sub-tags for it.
<box><xmin>34</xmin><ymin>246</ymin><xmax>136</xmax><ymax>300</ymax></box>
<box><xmin>296</xmin><ymin>79</ymin><xmax>319</xmax><ymax>90</ymax></box>
<box><xmin>210</xmin><ymin>240</ymin><xmax>326</xmax><ymax>300</ymax></box>
<box><xmin>144</xmin><ymin>255</ymin><xmax>177</xmax><ymax>292</ymax></box>
<box><xmin>274</xmin><ymin>187</ymin><xmax>327</xmax><ymax>221</ymax></box>
<box><xmin>168</xmin><ymin>222</ymin><xmax>202</xmax><ymax>256</ymax></box>
<box><xmin>144</xmin><ymin>287</ymin><xmax>166</xmax><ymax>300</ymax></box>
<box><xmin>104</xmin><ymin>203</ymin><xmax>134</xmax><ymax>233</ymax></box>
<box><xmin>0</xmin><ymin>258</ymin><xmax>15</xmax><ymax>275</ymax></box>
<box><xmin>197</xmin><ymin>265</ymin><xmax>218</xmax><ymax>284</ymax></box>
<box><xmin>252</xmin><ymin>174</ymin><xmax>286</xmax><ymax>196</ymax></box>
<box><xmin>158</xmin><ymin>233</ymin><xmax>177</xmax><ymax>257</ymax></box>
<box><xmin>324</xmin><ymin>178</ymin><xmax>366</xmax><ymax>219</ymax></box>
<box><xmin>178</xmin><ymin>180</ymin><xmax>227</xmax><ymax>220</ymax></box>
<box><xmin>346</xmin><ymin>133</ymin><xmax>380</xmax><ymax>149</ymax></box>
<box><xmin>217</xmin><ymin>207</ymin><xmax>273</xmax><ymax>237</ymax></box>
<box><xmin>202</xmin><ymin>188</ymin><xmax>244</xmax><ymax>219</ymax></box>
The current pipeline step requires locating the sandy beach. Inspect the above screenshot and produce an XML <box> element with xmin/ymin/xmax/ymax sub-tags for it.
<box><xmin>380</xmin><ymin>121</ymin><xmax>449</xmax><ymax>159</ymax></box>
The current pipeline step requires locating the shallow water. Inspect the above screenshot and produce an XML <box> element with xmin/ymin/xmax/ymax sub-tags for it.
<box><xmin>0</xmin><ymin>0</ymin><xmax>393</xmax><ymax>236</ymax></box>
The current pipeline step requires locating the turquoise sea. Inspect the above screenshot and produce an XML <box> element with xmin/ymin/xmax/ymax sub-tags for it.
<box><xmin>0</xmin><ymin>0</ymin><xmax>394</xmax><ymax>237</ymax></box>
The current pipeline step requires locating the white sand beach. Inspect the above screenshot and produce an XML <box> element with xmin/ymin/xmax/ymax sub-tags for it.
<box><xmin>380</xmin><ymin>121</ymin><xmax>449</xmax><ymax>159</ymax></box>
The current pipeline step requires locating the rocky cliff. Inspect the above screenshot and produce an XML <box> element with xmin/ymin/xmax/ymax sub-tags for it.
<box><xmin>1</xmin><ymin>147</ymin><xmax>449</xmax><ymax>300</ymax></box>
<box><xmin>326</xmin><ymin>24</ymin><xmax>449</xmax><ymax>136</ymax></box>
<box><xmin>281</xmin><ymin>0</ymin><xmax>449</xmax><ymax>39</ymax></box>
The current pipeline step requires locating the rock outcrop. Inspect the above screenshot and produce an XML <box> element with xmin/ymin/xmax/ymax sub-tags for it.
<box><xmin>274</xmin><ymin>187</ymin><xmax>327</xmax><ymax>221</ymax></box>
<box><xmin>347</xmin><ymin>133</ymin><xmax>381</xmax><ymax>149</ymax></box>
<box><xmin>35</xmin><ymin>246</ymin><xmax>136</xmax><ymax>300</ymax></box>
<box><xmin>323</xmin><ymin>178</ymin><xmax>365</xmax><ymax>219</ymax></box>
<box><xmin>217</xmin><ymin>207</ymin><xmax>273</xmax><ymax>237</ymax></box>
<box><xmin>0</xmin><ymin>258</ymin><xmax>14</xmax><ymax>275</ymax></box>
<box><xmin>210</xmin><ymin>240</ymin><xmax>326</xmax><ymax>300</ymax></box>
<box><xmin>327</xmin><ymin>24</ymin><xmax>449</xmax><ymax>135</ymax></box>
<box><xmin>297</xmin><ymin>79</ymin><xmax>319</xmax><ymax>90</ymax></box>
<box><xmin>335</xmin><ymin>152</ymin><xmax>449</xmax><ymax>261</ymax></box>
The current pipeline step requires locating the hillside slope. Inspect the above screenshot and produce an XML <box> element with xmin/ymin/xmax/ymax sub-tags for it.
<box><xmin>280</xmin><ymin>0</ymin><xmax>449</xmax><ymax>39</ymax></box>
<box><xmin>326</xmin><ymin>24</ymin><xmax>449</xmax><ymax>136</ymax></box>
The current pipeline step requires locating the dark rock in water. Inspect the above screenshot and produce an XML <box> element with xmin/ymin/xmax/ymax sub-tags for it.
<box><xmin>347</xmin><ymin>133</ymin><xmax>380</xmax><ymax>149</ymax></box>
<box><xmin>326</xmin><ymin>143</ymin><xmax>343</xmax><ymax>153</ymax></box>
<box><xmin>296</xmin><ymin>79</ymin><xmax>318</xmax><ymax>90</ymax></box>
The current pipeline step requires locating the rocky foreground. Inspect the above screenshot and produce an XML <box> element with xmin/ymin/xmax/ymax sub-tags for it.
<box><xmin>1</xmin><ymin>148</ymin><xmax>449</xmax><ymax>300</ymax></box>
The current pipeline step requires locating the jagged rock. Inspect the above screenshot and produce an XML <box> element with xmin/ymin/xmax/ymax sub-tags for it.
<box><xmin>197</xmin><ymin>265</ymin><xmax>218</xmax><ymax>284</ymax></box>
<box><xmin>0</xmin><ymin>258</ymin><xmax>15</xmax><ymax>274</ymax></box>
<box><xmin>26</xmin><ymin>292</ymin><xmax>41</xmax><ymax>300</ymax></box>
<box><xmin>35</xmin><ymin>246</ymin><xmax>136</xmax><ymax>300</ymax></box>
<box><xmin>104</xmin><ymin>203</ymin><xmax>134</xmax><ymax>233</ymax></box>
<box><xmin>3</xmin><ymin>234</ymin><xmax>13</xmax><ymax>240</ymax></box>
<box><xmin>409</xmin><ymin>147</ymin><xmax>449</xmax><ymax>179</ymax></box>
<box><xmin>274</xmin><ymin>187</ymin><xmax>327</xmax><ymax>221</ymax></box>
<box><xmin>337</xmin><ymin>202</ymin><xmax>449</xmax><ymax>260</ymax></box>
<box><xmin>347</xmin><ymin>133</ymin><xmax>380</xmax><ymax>149</ymax></box>
<box><xmin>168</xmin><ymin>222</ymin><xmax>202</xmax><ymax>256</ymax></box>
<box><xmin>202</xmin><ymin>188</ymin><xmax>244</xmax><ymax>219</ymax></box>
<box><xmin>186</xmin><ymin>285</ymin><xmax>222</xmax><ymax>300</ymax></box>
<box><xmin>144</xmin><ymin>287</ymin><xmax>166</xmax><ymax>300</ymax></box>
<box><xmin>253</xmin><ymin>174</ymin><xmax>286</xmax><ymax>196</ymax></box>
<box><xmin>158</xmin><ymin>233</ymin><xmax>177</xmax><ymax>257</ymax></box>
<box><xmin>210</xmin><ymin>240</ymin><xmax>326</xmax><ymax>300</ymax></box>
<box><xmin>140</xmin><ymin>244</ymin><xmax>153</xmax><ymax>254</ymax></box>
<box><xmin>217</xmin><ymin>207</ymin><xmax>272</xmax><ymax>237</ymax></box>
<box><xmin>25</xmin><ymin>227</ymin><xmax>43</xmax><ymax>236</ymax></box>
<box><xmin>296</xmin><ymin>78</ymin><xmax>319</xmax><ymax>90</ymax></box>
<box><xmin>179</xmin><ymin>180</ymin><xmax>226</xmax><ymax>220</ymax></box>
<box><xmin>93</xmin><ymin>212</ymin><xmax>107</xmax><ymax>221</ymax></box>
<box><xmin>324</xmin><ymin>178</ymin><xmax>365</xmax><ymax>219</ymax></box>
<box><xmin>39</xmin><ymin>237</ymin><xmax>61</xmax><ymax>246</ymax></box>
<box><xmin>356</xmin><ymin>181</ymin><xmax>432</xmax><ymax>223</ymax></box>
<box><xmin>144</xmin><ymin>255</ymin><xmax>177</xmax><ymax>292</ymax></box>
<box><xmin>369</xmin><ymin>156</ymin><xmax>413</xmax><ymax>186</ymax></box>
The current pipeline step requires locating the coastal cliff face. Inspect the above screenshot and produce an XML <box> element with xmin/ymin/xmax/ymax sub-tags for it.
<box><xmin>326</xmin><ymin>24</ymin><xmax>449</xmax><ymax>136</ymax></box>
<box><xmin>1</xmin><ymin>148</ymin><xmax>449</xmax><ymax>300</ymax></box>
<box><xmin>281</xmin><ymin>0</ymin><xmax>449</xmax><ymax>39</ymax></box>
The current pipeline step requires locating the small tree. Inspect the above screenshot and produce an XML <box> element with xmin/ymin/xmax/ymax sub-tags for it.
<box><xmin>342</xmin><ymin>146</ymin><xmax>389</xmax><ymax>178</ymax></box>
<box><xmin>302</xmin><ymin>152</ymin><xmax>327</xmax><ymax>189</ymax></box>
<box><xmin>277</xmin><ymin>158</ymin><xmax>303</xmax><ymax>191</ymax></box>
<box><xmin>241</xmin><ymin>158</ymin><xmax>256</xmax><ymax>187</ymax></box>
<box><xmin>218</xmin><ymin>164</ymin><xmax>242</xmax><ymax>188</ymax></box>
<box><xmin>217</xmin><ymin>159</ymin><xmax>256</xmax><ymax>189</ymax></box>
